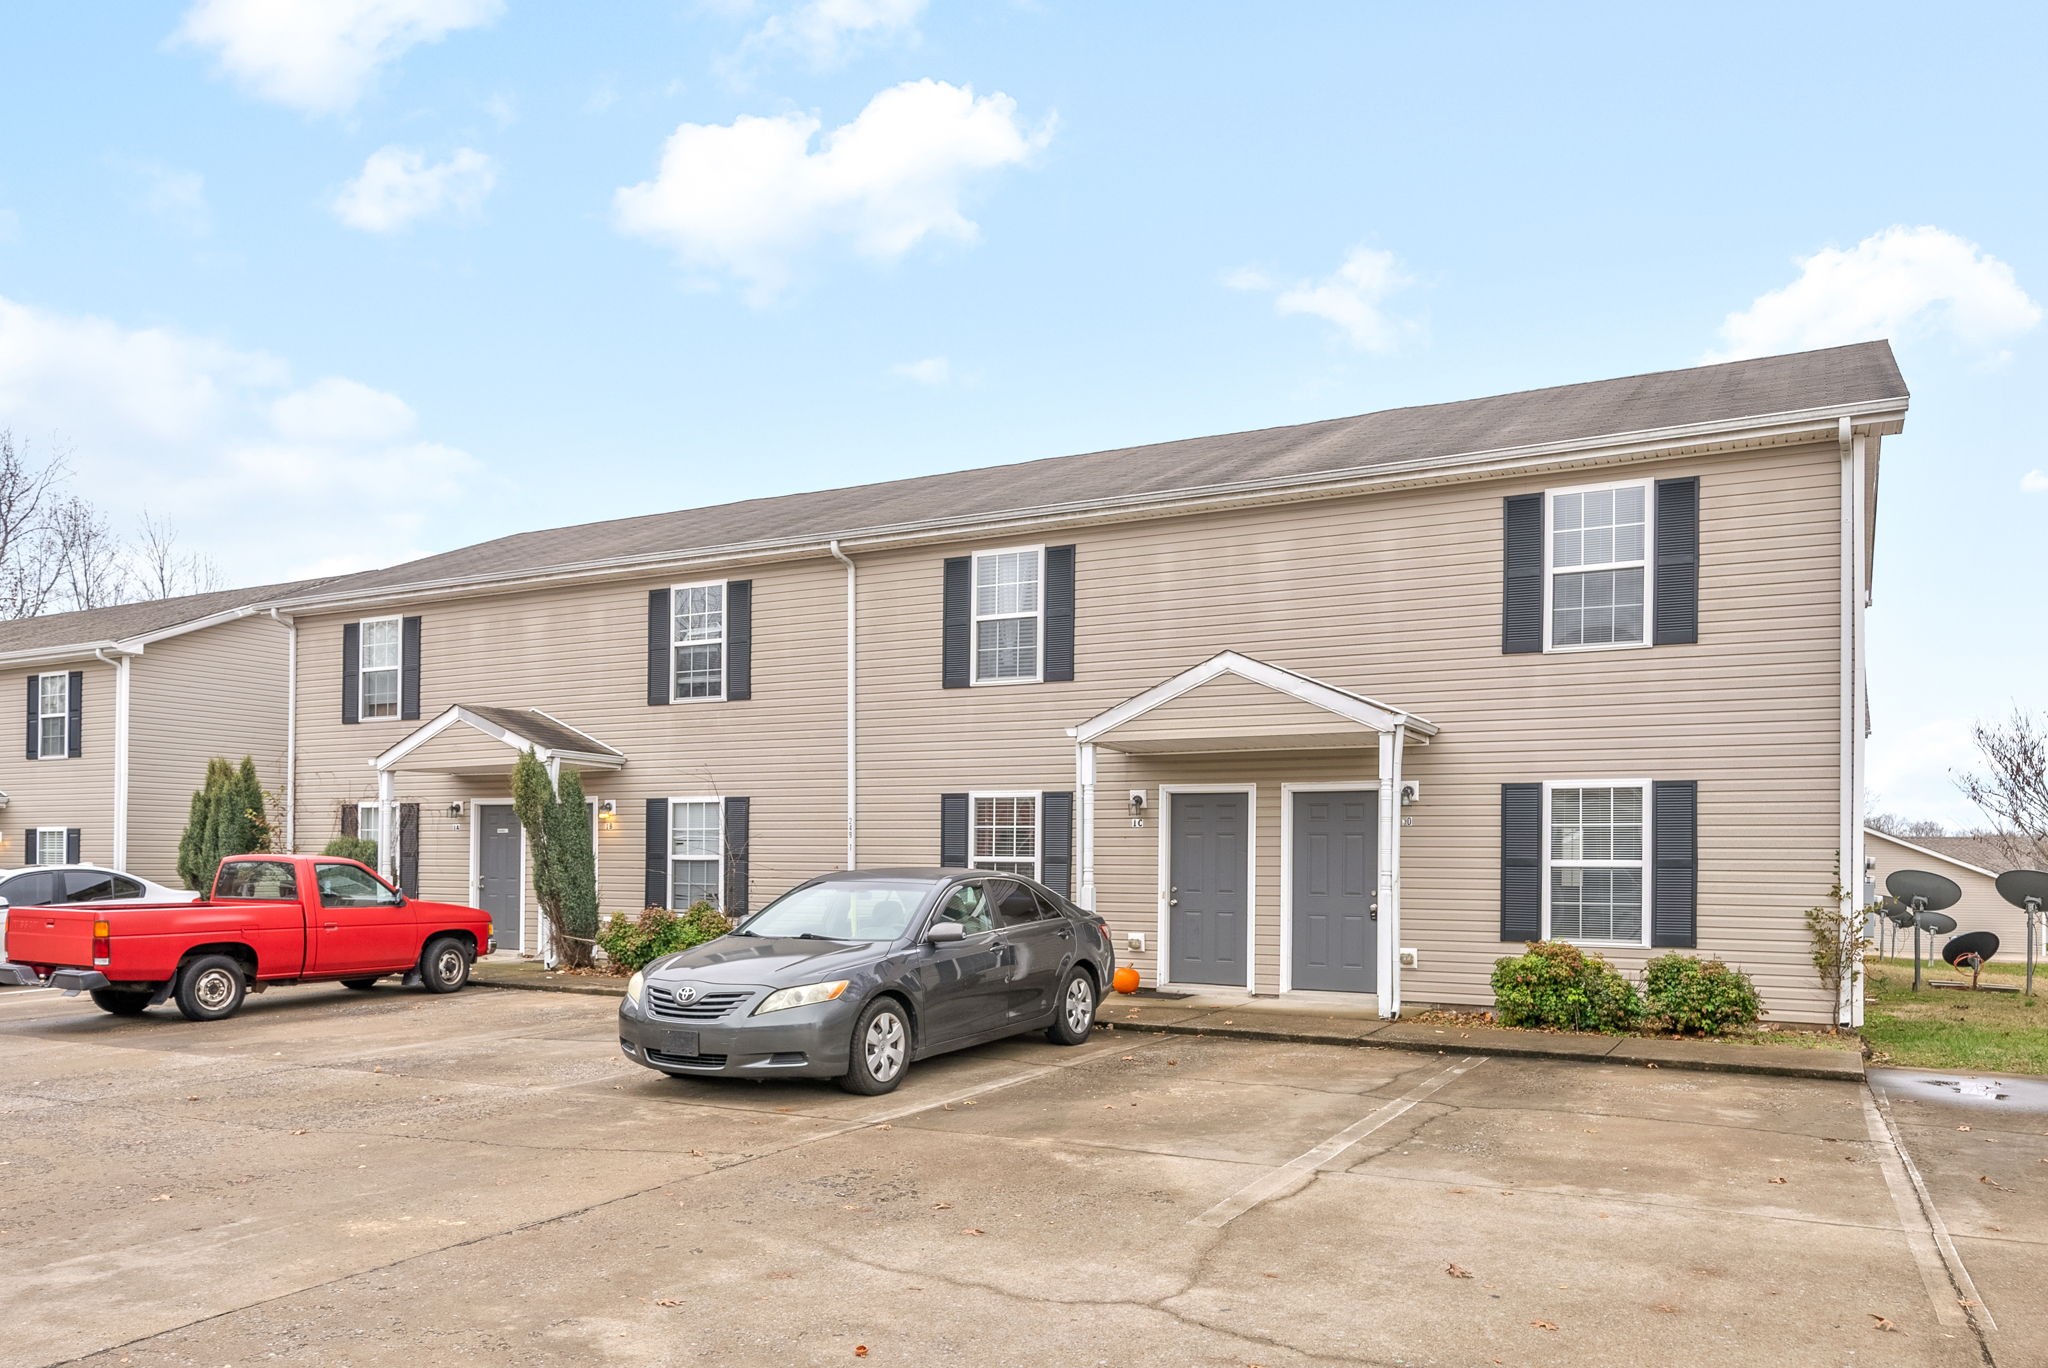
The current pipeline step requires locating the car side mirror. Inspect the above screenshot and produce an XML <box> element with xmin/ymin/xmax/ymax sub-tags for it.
<box><xmin>925</xmin><ymin>921</ymin><xmax>966</xmax><ymax>945</ymax></box>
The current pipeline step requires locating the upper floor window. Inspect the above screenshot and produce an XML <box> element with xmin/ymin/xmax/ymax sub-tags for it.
<box><xmin>972</xmin><ymin>548</ymin><xmax>1042</xmax><ymax>684</ymax></box>
<box><xmin>1546</xmin><ymin>782</ymin><xmax>1648</xmax><ymax>946</ymax></box>
<box><xmin>971</xmin><ymin>793</ymin><xmax>1039</xmax><ymax>878</ymax></box>
<box><xmin>35</xmin><ymin>673</ymin><xmax>67</xmax><ymax>758</ymax></box>
<box><xmin>359</xmin><ymin>617</ymin><xmax>402</xmax><ymax>720</ymax></box>
<box><xmin>1547</xmin><ymin>482</ymin><xmax>1649</xmax><ymax>650</ymax></box>
<box><xmin>672</xmin><ymin>581</ymin><xmax>726</xmax><ymax>701</ymax></box>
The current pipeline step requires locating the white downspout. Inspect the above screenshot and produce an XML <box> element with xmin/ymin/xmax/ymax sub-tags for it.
<box><xmin>95</xmin><ymin>649</ymin><xmax>131</xmax><ymax>869</ymax></box>
<box><xmin>1375</xmin><ymin>730</ymin><xmax>1399</xmax><ymax>1019</ymax></box>
<box><xmin>828</xmin><ymin>540</ymin><xmax>858</xmax><ymax>869</ymax></box>
<box><xmin>271</xmin><ymin>609</ymin><xmax>297</xmax><ymax>853</ymax></box>
<box><xmin>1076</xmin><ymin>741</ymin><xmax>1097</xmax><ymax>911</ymax></box>
<box><xmin>1837</xmin><ymin>417</ymin><xmax>1862</xmax><ymax>1027</ymax></box>
<box><xmin>1848</xmin><ymin>430</ymin><xmax>1869</xmax><ymax>1027</ymax></box>
<box><xmin>376</xmin><ymin>768</ymin><xmax>396</xmax><ymax>884</ymax></box>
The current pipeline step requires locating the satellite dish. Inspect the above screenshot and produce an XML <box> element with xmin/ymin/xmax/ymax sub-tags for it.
<box><xmin>1887</xmin><ymin>869</ymin><xmax>1961</xmax><ymax>912</ymax></box>
<box><xmin>1943</xmin><ymin>931</ymin><xmax>1998</xmax><ymax>968</ymax></box>
<box><xmin>1882</xmin><ymin>899</ymin><xmax>1917</xmax><ymax>928</ymax></box>
<box><xmin>1995</xmin><ymin>869</ymin><xmax>2048</xmax><ymax>911</ymax></box>
<box><xmin>1915</xmin><ymin>910</ymin><xmax>1957</xmax><ymax>936</ymax></box>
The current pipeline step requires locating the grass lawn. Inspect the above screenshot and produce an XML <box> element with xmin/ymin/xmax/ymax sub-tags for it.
<box><xmin>1862</xmin><ymin>958</ymin><xmax>2048</xmax><ymax>1075</ymax></box>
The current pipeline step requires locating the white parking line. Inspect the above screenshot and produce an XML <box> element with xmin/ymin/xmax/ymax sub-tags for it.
<box><xmin>1861</xmin><ymin>1088</ymin><xmax>1993</xmax><ymax>1333</ymax></box>
<box><xmin>1191</xmin><ymin>1055</ymin><xmax>1484</xmax><ymax>1228</ymax></box>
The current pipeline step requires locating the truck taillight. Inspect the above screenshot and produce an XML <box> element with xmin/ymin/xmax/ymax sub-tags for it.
<box><xmin>92</xmin><ymin>919</ymin><xmax>111</xmax><ymax>966</ymax></box>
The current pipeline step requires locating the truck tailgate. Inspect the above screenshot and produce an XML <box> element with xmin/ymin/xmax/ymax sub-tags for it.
<box><xmin>5</xmin><ymin>908</ymin><xmax>97</xmax><ymax>969</ymax></box>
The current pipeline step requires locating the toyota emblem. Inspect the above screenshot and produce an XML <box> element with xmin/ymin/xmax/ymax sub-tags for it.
<box><xmin>674</xmin><ymin>985</ymin><xmax>699</xmax><ymax>1004</ymax></box>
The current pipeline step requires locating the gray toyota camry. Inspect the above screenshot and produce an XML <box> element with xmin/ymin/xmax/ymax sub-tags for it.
<box><xmin>618</xmin><ymin>869</ymin><xmax>1117</xmax><ymax>1094</ymax></box>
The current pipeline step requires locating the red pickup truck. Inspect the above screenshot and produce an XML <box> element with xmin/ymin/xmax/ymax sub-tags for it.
<box><xmin>0</xmin><ymin>853</ymin><xmax>495</xmax><ymax>1021</ymax></box>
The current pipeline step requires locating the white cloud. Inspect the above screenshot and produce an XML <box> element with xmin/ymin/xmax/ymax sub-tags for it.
<box><xmin>332</xmin><ymin>146</ymin><xmax>496</xmax><ymax>232</ymax></box>
<box><xmin>1710</xmin><ymin>225</ymin><xmax>2041</xmax><ymax>362</ymax></box>
<box><xmin>891</xmin><ymin>356</ymin><xmax>950</xmax><ymax>385</ymax></box>
<box><xmin>0</xmin><ymin>292</ymin><xmax>477</xmax><ymax>580</ymax></box>
<box><xmin>615</xmin><ymin>79</ymin><xmax>1051</xmax><ymax>299</ymax></box>
<box><xmin>172</xmin><ymin>0</ymin><xmax>503</xmax><ymax>115</ymax></box>
<box><xmin>1227</xmin><ymin>246</ymin><xmax>1417</xmax><ymax>352</ymax></box>
<box><xmin>742</xmin><ymin>0</ymin><xmax>927</xmax><ymax>67</ymax></box>
<box><xmin>2023</xmin><ymin>469</ymin><xmax>2048</xmax><ymax>494</ymax></box>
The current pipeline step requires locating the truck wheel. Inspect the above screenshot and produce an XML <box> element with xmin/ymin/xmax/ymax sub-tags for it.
<box><xmin>341</xmin><ymin>978</ymin><xmax>382</xmax><ymax>991</ymax></box>
<box><xmin>89</xmin><ymin>988</ymin><xmax>153</xmax><ymax>1017</ymax></box>
<box><xmin>420</xmin><ymin>937</ymin><xmax>471</xmax><ymax>994</ymax></box>
<box><xmin>175</xmin><ymin>955</ymin><xmax>247</xmax><ymax>1022</ymax></box>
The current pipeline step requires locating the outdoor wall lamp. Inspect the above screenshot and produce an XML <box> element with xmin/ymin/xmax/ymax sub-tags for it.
<box><xmin>446</xmin><ymin>801</ymin><xmax>464</xmax><ymax>820</ymax></box>
<box><xmin>598</xmin><ymin>799</ymin><xmax>618</xmax><ymax>825</ymax></box>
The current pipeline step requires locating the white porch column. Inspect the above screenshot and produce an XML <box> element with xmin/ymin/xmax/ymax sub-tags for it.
<box><xmin>376</xmin><ymin>768</ymin><xmax>396</xmax><ymax>883</ymax></box>
<box><xmin>1076</xmin><ymin>741</ymin><xmax>1097</xmax><ymax>911</ymax></box>
<box><xmin>1375</xmin><ymin>727</ymin><xmax>1405</xmax><ymax>1019</ymax></box>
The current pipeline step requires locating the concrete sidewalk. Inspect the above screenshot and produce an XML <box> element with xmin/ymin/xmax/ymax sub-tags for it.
<box><xmin>471</xmin><ymin>958</ymin><xmax>1864</xmax><ymax>1081</ymax></box>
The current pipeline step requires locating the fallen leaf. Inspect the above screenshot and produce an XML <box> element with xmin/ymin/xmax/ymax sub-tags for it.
<box><xmin>1870</xmin><ymin>1314</ymin><xmax>1897</xmax><ymax>1332</ymax></box>
<box><xmin>185</xmin><ymin>1094</ymin><xmax>200</xmax><ymax>1101</ymax></box>
<box><xmin>932</xmin><ymin>1201</ymin><xmax>953</xmax><ymax>1210</ymax></box>
<box><xmin>149</xmin><ymin>1194</ymin><xmax>171</xmax><ymax>1202</ymax></box>
<box><xmin>1979</xmin><ymin>1175</ymin><xmax>2012</xmax><ymax>1192</ymax></box>
<box><xmin>1768</xmin><ymin>1177</ymin><xmax>1788</xmax><ymax>1185</ymax></box>
<box><xmin>1957</xmin><ymin>1125</ymin><xmax>1972</xmax><ymax>1132</ymax></box>
<box><xmin>1653</xmin><ymin>1305</ymin><xmax>1678</xmax><ymax>1314</ymax></box>
<box><xmin>1530</xmin><ymin>1320</ymin><xmax>1558</xmax><ymax>1331</ymax></box>
<box><xmin>1645</xmin><ymin>1062</ymin><xmax>1658</xmax><ymax>1069</ymax></box>
<box><xmin>854</xmin><ymin>1348</ymin><xmax>868</xmax><ymax>1359</ymax></box>
<box><xmin>656</xmin><ymin>1299</ymin><xmax>681</xmax><ymax>1308</ymax></box>
<box><xmin>1120</xmin><ymin>1055</ymin><xmax>1136</xmax><ymax>1061</ymax></box>
<box><xmin>960</xmin><ymin>1227</ymin><xmax>984</xmax><ymax>1236</ymax></box>
<box><xmin>289</xmin><ymin>1128</ymin><xmax>309</xmax><ymax>1136</ymax></box>
<box><xmin>877</xmin><ymin>1124</ymin><xmax>892</xmax><ymax>1131</ymax></box>
<box><xmin>1445</xmin><ymin>1263</ymin><xmax>1473</xmax><ymax>1279</ymax></box>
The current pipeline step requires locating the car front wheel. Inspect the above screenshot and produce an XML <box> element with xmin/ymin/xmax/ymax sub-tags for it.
<box><xmin>839</xmin><ymin>998</ymin><xmax>911</xmax><ymax>1095</ymax></box>
<box><xmin>1046</xmin><ymin>967</ymin><xmax>1096</xmax><ymax>1046</ymax></box>
<box><xmin>420</xmin><ymin>937</ymin><xmax>471</xmax><ymax>994</ymax></box>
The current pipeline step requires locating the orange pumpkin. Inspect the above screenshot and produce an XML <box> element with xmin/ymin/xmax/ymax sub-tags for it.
<box><xmin>1112</xmin><ymin>965</ymin><xmax>1141</xmax><ymax>995</ymax></box>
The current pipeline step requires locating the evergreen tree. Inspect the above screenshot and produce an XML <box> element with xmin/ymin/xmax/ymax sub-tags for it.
<box><xmin>512</xmin><ymin>752</ymin><xmax>599</xmax><ymax>968</ymax></box>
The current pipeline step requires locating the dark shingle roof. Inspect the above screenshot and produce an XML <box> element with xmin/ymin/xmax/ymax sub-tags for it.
<box><xmin>282</xmin><ymin>342</ymin><xmax>1906</xmax><ymax>603</ymax></box>
<box><xmin>1894</xmin><ymin>832</ymin><xmax>2048</xmax><ymax>874</ymax></box>
<box><xmin>0</xmin><ymin>580</ymin><xmax>327</xmax><ymax>656</ymax></box>
<box><xmin>459</xmin><ymin>705</ymin><xmax>622</xmax><ymax>759</ymax></box>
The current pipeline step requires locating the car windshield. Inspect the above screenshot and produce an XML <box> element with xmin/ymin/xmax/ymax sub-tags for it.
<box><xmin>737</xmin><ymin>881</ymin><xmax>933</xmax><ymax>943</ymax></box>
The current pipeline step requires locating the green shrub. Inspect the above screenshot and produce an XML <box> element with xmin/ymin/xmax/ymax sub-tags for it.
<box><xmin>1490</xmin><ymin>941</ymin><xmax>1643</xmax><ymax>1033</ymax></box>
<box><xmin>322</xmin><ymin>836</ymin><xmax>379</xmax><ymax>867</ymax></box>
<box><xmin>597</xmin><ymin>901</ymin><xmax>733</xmax><ymax>974</ymax></box>
<box><xmin>1642</xmin><ymin>953</ymin><xmax>1762</xmax><ymax>1035</ymax></box>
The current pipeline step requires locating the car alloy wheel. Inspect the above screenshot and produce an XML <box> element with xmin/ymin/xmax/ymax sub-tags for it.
<box><xmin>1064</xmin><ymin>974</ymin><xmax>1094</xmax><ymax>1034</ymax></box>
<box><xmin>864</xmin><ymin>1010</ymin><xmax>906</xmax><ymax>1083</ymax></box>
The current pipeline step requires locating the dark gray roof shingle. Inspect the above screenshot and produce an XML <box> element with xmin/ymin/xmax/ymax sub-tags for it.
<box><xmin>0</xmin><ymin>579</ymin><xmax>328</xmax><ymax>655</ymax></box>
<box><xmin>457</xmin><ymin>705</ymin><xmax>622</xmax><ymax>759</ymax></box>
<box><xmin>282</xmin><ymin>341</ymin><xmax>1906</xmax><ymax>602</ymax></box>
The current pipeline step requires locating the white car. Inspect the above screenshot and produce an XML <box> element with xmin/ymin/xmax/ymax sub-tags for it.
<box><xmin>0</xmin><ymin>866</ymin><xmax>198</xmax><ymax>948</ymax></box>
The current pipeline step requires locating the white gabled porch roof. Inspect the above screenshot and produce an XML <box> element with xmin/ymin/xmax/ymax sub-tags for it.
<box><xmin>371</xmin><ymin>704</ymin><xmax>627</xmax><ymax>775</ymax></box>
<box><xmin>1067</xmin><ymin>651</ymin><xmax>1438</xmax><ymax>751</ymax></box>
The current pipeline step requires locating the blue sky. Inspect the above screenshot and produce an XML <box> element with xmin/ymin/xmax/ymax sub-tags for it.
<box><xmin>0</xmin><ymin>2</ymin><xmax>2042</xmax><ymax>825</ymax></box>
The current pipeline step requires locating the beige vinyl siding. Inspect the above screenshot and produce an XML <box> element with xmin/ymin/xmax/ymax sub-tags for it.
<box><xmin>291</xmin><ymin>564</ymin><xmax>848</xmax><ymax>951</ymax></box>
<box><xmin>125</xmin><ymin>615</ymin><xmax>293</xmax><ymax>888</ymax></box>
<box><xmin>0</xmin><ymin>662</ymin><xmax>114</xmax><ymax>868</ymax></box>
<box><xmin>1103</xmin><ymin>673</ymin><xmax>1382</xmax><ymax>752</ymax></box>
<box><xmin>1865</xmin><ymin>830</ymin><xmax>2034</xmax><ymax>966</ymax></box>
<box><xmin>849</xmin><ymin>441</ymin><xmax>1845</xmax><ymax>1021</ymax></box>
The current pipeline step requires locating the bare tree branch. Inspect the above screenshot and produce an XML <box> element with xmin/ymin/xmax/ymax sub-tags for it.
<box><xmin>0</xmin><ymin>429</ymin><xmax>72</xmax><ymax>619</ymax></box>
<box><xmin>1957</xmin><ymin>709</ymin><xmax>2048</xmax><ymax>868</ymax></box>
<box><xmin>134</xmin><ymin>510</ymin><xmax>223</xmax><ymax>599</ymax></box>
<box><xmin>50</xmin><ymin>496</ymin><xmax>133</xmax><ymax>610</ymax></box>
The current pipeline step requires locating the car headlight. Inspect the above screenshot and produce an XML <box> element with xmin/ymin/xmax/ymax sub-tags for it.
<box><xmin>625</xmin><ymin>970</ymin><xmax>645</xmax><ymax>1007</ymax></box>
<box><xmin>754</xmin><ymin>980</ymin><xmax>850</xmax><ymax>1015</ymax></box>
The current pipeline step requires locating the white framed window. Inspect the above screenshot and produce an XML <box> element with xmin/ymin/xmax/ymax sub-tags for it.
<box><xmin>36</xmin><ymin>673</ymin><xmax>68</xmax><ymax>759</ymax></box>
<box><xmin>671</xmin><ymin>581</ymin><xmax>727</xmax><ymax>702</ymax></box>
<box><xmin>1545</xmin><ymin>480</ymin><xmax>1651</xmax><ymax>651</ymax></box>
<box><xmin>359</xmin><ymin>617</ymin><xmax>403</xmax><ymax>720</ymax></box>
<box><xmin>1543</xmin><ymin>781</ymin><xmax>1650</xmax><ymax>947</ymax></box>
<box><xmin>970</xmin><ymin>792</ymin><xmax>1040</xmax><ymax>878</ymax></box>
<box><xmin>356</xmin><ymin>802</ymin><xmax>385</xmax><ymax>856</ymax></box>
<box><xmin>971</xmin><ymin>547</ymin><xmax>1043</xmax><ymax>684</ymax></box>
<box><xmin>669</xmin><ymin>798</ymin><xmax>723</xmax><ymax>909</ymax></box>
<box><xmin>32</xmin><ymin>828</ymin><xmax>67</xmax><ymax>866</ymax></box>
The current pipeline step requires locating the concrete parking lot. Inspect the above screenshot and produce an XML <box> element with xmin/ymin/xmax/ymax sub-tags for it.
<box><xmin>0</xmin><ymin>982</ymin><xmax>2036</xmax><ymax>1367</ymax></box>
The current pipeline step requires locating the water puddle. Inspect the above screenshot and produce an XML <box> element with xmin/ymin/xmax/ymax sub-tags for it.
<box><xmin>1870</xmin><ymin>1067</ymin><xmax>2048</xmax><ymax>1115</ymax></box>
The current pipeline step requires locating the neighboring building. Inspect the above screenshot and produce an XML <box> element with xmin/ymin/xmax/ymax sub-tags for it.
<box><xmin>1865</xmin><ymin>828</ymin><xmax>2042</xmax><ymax>966</ymax></box>
<box><xmin>0</xmin><ymin>585</ymin><xmax>313</xmax><ymax>887</ymax></box>
<box><xmin>267</xmin><ymin>342</ymin><xmax>1906</xmax><ymax>1023</ymax></box>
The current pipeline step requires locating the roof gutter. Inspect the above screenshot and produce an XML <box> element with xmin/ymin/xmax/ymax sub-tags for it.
<box><xmin>262</xmin><ymin>395</ymin><xmax>1910</xmax><ymax>617</ymax></box>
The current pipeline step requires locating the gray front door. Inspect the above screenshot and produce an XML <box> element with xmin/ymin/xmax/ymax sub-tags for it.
<box><xmin>477</xmin><ymin>803</ymin><xmax>521</xmax><ymax>952</ymax></box>
<box><xmin>1290</xmin><ymin>790</ymin><xmax>1377</xmax><ymax>993</ymax></box>
<box><xmin>1169</xmin><ymin>792</ymin><xmax>1249</xmax><ymax>987</ymax></box>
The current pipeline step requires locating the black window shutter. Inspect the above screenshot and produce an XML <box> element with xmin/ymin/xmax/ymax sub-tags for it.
<box><xmin>66</xmin><ymin>671</ymin><xmax>83</xmax><ymax>757</ymax></box>
<box><xmin>24</xmin><ymin>677</ymin><xmax>37</xmax><ymax>758</ymax></box>
<box><xmin>725</xmin><ymin>580</ymin><xmax>752</xmax><ymax>701</ymax></box>
<box><xmin>1044</xmin><ymin>545</ymin><xmax>1075</xmax><ymax>682</ymax></box>
<box><xmin>21</xmin><ymin>829</ymin><xmax>32</xmax><ymax>863</ymax></box>
<box><xmin>1651</xmin><ymin>781</ymin><xmax>1699</xmax><ymax>948</ymax></box>
<box><xmin>1039</xmin><ymin>791</ymin><xmax>1074</xmax><ymax>898</ymax></box>
<box><xmin>341</xmin><ymin>623</ymin><xmax>361</xmax><ymax>724</ymax></box>
<box><xmin>340</xmin><ymin>803</ymin><xmax>358</xmax><ymax>838</ymax></box>
<box><xmin>723</xmin><ymin>796</ymin><xmax>750</xmax><ymax>915</ymax></box>
<box><xmin>1653</xmin><ymin>478</ymin><xmax>1700</xmax><ymax>646</ymax></box>
<box><xmin>644</xmin><ymin>798</ymin><xmax>668</xmax><ymax>908</ymax></box>
<box><xmin>939</xmin><ymin>793</ymin><xmax>969</xmax><ymax>867</ymax></box>
<box><xmin>398</xmin><ymin>803</ymin><xmax>420</xmax><ymax>897</ymax></box>
<box><xmin>1500</xmin><ymin>783</ymin><xmax>1543</xmax><ymax>942</ymax></box>
<box><xmin>1502</xmin><ymin>494</ymin><xmax>1544</xmax><ymax>654</ymax></box>
<box><xmin>647</xmin><ymin>589</ymin><xmax>671</xmax><ymax>707</ymax></box>
<box><xmin>941</xmin><ymin>557</ymin><xmax>971</xmax><ymax>689</ymax></box>
<box><xmin>400</xmin><ymin>617</ymin><xmax>423</xmax><ymax>720</ymax></box>
<box><xmin>65</xmin><ymin>828</ymin><xmax>81</xmax><ymax>863</ymax></box>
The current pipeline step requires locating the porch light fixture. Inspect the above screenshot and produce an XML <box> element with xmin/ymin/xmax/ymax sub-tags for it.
<box><xmin>447</xmin><ymin>801</ymin><xmax>464</xmax><ymax>820</ymax></box>
<box><xmin>598</xmin><ymin>799</ymin><xmax>618</xmax><ymax>825</ymax></box>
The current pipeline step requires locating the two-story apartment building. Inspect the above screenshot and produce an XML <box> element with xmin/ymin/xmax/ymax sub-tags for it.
<box><xmin>266</xmin><ymin>342</ymin><xmax>1905</xmax><ymax>1024</ymax></box>
<box><xmin>0</xmin><ymin>584</ymin><xmax>311</xmax><ymax>886</ymax></box>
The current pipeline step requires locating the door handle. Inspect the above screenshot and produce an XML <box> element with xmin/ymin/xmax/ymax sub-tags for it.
<box><xmin>1369</xmin><ymin>902</ymin><xmax>1378</xmax><ymax>921</ymax></box>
